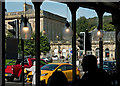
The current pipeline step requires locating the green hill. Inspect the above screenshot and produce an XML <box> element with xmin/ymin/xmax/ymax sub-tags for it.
<box><xmin>76</xmin><ymin>15</ymin><xmax>114</xmax><ymax>34</ymax></box>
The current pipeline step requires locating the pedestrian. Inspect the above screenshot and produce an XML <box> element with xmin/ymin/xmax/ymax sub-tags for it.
<box><xmin>48</xmin><ymin>69</ymin><xmax>69</xmax><ymax>86</ymax></box>
<box><xmin>80</xmin><ymin>55</ymin><xmax>112</xmax><ymax>86</ymax></box>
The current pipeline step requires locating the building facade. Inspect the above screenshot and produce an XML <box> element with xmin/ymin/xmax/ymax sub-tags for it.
<box><xmin>91</xmin><ymin>29</ymin><xmax>115</xmax><ymax>61</ymax></box>
<box><xmin>5</xmin><ymin>4</ymin><xmax>116</xmax><ymax>60</ymax></box>
<box><xmin>5</xmin><ymin>4</ymin><xmax>72</xmax><ymax>58</ymax></box>
<box><xmin>5</xmin><ymin>6</ymin><xmax>66</xmax><ymax>42</ymax></box>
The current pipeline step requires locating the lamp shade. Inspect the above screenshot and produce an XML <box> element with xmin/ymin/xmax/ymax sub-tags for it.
<box><xmin>20</xmin><ymin>21</ymin><xmax>32</xmax><ymax>39</ymax></box>
<box><xmin>97</xmin><ymin>29</ymin><xmax>104</xmax><ymax>38</ymax></box>
<box><xmin>62</xmin><ymin>22</ymin><xmax>73</xmax><ymax>40</ymax></box>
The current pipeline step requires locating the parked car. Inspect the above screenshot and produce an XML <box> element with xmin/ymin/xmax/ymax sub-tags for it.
<box><xmin>52</xmin><ymin>56</ymin><xmax>58</xmax><ymax>60</ymax></box>
<box><xmin>41</xmin><ymin>57</ymin><xmax>53</xmax><ymax>63</ymax></box>
<box><xmin>5</xmin><ymin>57</ymin><xmax>47</xmax><ymax>82</ymax></box>
<box><xmin>5</xmin><ymin>57</ymin><xmax>35</xmax><ymax>81</ymax></box>
<box><xmin>24</xmin><ymin>59</ymin><xmax>48</xmax><ymax>81</ymax></box>
<box><xmin>103</xmin><ymin>60</ymin><xmax>116</xmax><ymax>74</ymax></box>
<box><xmin>26</xmin><ymin>63</ymin><xmax>81</xmax><ymax>85</ymax></box>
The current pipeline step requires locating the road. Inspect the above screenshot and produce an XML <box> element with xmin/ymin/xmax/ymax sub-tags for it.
<box><xmin>5</xmin><ymin>78</ymin><xmax>32</xmax><ymax>86</ymax></box>
<box><xmin>5</xmin><ymin>81</ymin><xmax>31</xmax><ymax>86</ymax></box>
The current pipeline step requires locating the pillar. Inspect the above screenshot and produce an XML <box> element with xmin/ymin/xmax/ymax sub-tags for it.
<box><xmin>112</xmin><ymin>11</ymin><xmax>120</xmax><ymax>85</ymax></box>
<box><xmin>67</xmin><ymin>3</ymin><xmax>79</xmax><ymax>82</ymax></box>
<box><xmin>32</xmin><ymin>2</ymin><xmax>42</xmax><ymax>86</ymax></box>
<box><xmin>0</xmin><ymin>1</ymin><xmax>5</xmax><ymax>86</ymax></box>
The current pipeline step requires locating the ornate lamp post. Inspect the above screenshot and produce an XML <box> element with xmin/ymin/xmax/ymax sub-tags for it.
<box><xmin>97</xmin><ymin>29</ymin><xmax>103</xmax><ymax>69</ymax></box>
<box><xmin>56</xmin><ymin>35</ymin><xmax>61</xmax><ymax>59</ymax></box>
<box><xmin>20</xmin><ymin>15</ymin><xmax>32</xmax><ymax>86</ymax></box>
<box><xmin>63</xmin><ymin>21</ymin><xmax>73</xmax><ymax>41</ymax></box>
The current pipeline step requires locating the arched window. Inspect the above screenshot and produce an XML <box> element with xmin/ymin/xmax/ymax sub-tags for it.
<box><xmin>54</xmin><ymin>49</ymin><xmax>58</xmax><ymax>56</ymax></box>
<box><xmin>105</xmin><ymin>48</ymin><xmax>109</xmax><ymax>58</ymax></box>
<box><xmin>62</xmin><ymin>49</ymin><xmax>66</xmax><ymax>57</ymax></box>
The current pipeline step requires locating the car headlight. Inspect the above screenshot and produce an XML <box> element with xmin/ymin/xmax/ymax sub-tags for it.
<box><xmin>24</xmin><ymin>69</ymin><xmax>27</xmax><ymax>73</ymax></box>
<box><xmin>41</xmin><ymin>73</ymin><xmax>48</xmax><ymax>76</ymax></box>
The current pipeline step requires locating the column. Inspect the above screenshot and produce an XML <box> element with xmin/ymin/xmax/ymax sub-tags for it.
<box><xmin>0</xmin><ymin>2</ymin><xmax>5</xmax><ymax>86</ymax></box>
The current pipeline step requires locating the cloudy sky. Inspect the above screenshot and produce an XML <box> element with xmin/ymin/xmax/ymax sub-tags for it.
<box><xmin>5</xmin><ymin>1</ymin><xmax>111</xmax><ymax>22</ymax></box>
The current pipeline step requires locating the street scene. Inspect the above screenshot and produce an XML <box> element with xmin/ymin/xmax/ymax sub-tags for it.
<box><xmin>0</xmin><ymin>0</ymin><xmax>120</xmax><ymax>86</ymax></box>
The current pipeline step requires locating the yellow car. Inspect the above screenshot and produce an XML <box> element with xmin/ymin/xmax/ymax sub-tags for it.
<box><xmin>27</xmin><ymin>63</ymin><xmax>81</xmax><ymax>84</ymax></box>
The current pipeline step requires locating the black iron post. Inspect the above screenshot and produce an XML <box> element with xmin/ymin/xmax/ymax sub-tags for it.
<box><xmin>32</xmin><ymin>2</ymin><xmax>41</xmax><ymax>86</ymax></box>
<box><xmin>67</xmin><ymin>3</ymin><xmax>79</xmax><ymax>82</ymax></box>
<box><xmin>95</xmin><ymin>5</ymin><xmax>104</xmax><ymax>69</ymax></box>
<box><xmin>99</xmin><ymin>38</ymin><xmax>103</xmax><ymax>69</ymax></box>
<box><xmin>0</xmin><ymin>2</ymin><xmax>5</xmax><ymax>86</ymax></box>
<box><xmin>21</xmin><ymin>39</ymin><xmax>24</xmax><ymax>86</ymax></box>
<box><xmin>85</xmin><ymin>29</ymin><xmax>88</xmax><ymax>55</ymax></box>
<box><xmin>72</xmin><ymin>9</ymin><xmax>76</xmax><ymax>82</ymax></box>
<box><xmin>112</xmin><ymin>12</ymin><xmax>120</xmax><ymax>85</ymax></box>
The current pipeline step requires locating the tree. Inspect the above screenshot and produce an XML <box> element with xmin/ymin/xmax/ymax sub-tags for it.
<box><xmin>40</xmin><ymin>35</ymin><xmax>50</xmax><ymax>55</ymax></box>
<box><xmin>89</xmin><ymin>26</ymin><xmax>97</xmax><ymax>31</ymax></box>
<box><xmin>76</xmin><ymin>17</ymin><xmax>90</xmax><ymax>34</ymax></box>
<box><xmin>19</xmin><ymin>33</ymin><xmax>50</xmax><ymax>56</ymax></box>
<box><xmin>103</xmin><ymin>23</ymin><xmax>115</xmax><ymax>31</ymax></box>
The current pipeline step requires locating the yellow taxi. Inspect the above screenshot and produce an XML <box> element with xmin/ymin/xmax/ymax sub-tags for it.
<box><xmin>27</xmin><ymin>63</ymin><xmax>81</xmax><ymax>84</ymax></box>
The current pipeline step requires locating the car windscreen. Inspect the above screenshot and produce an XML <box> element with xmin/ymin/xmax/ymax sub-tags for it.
<box><xmin>103</xmin><ymin>61</ymin><xmax>116</xmax><ymax>68</ymax></box>
<box><xmin>103</xmin><ymin>62</ymin><xmax>109</xmax><ymax>68</ymax></box>
<box><xmin>41</xmin><ymin>64</ymin><xmax>59</xmax><ymax>71</ymax></box>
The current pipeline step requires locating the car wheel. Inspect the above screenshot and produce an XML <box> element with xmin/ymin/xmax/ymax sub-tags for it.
<box><xmin>47</xmin><ymin>77</ymin><xmax>51</xmax><ymax>86</ymax></box>
<box><xmin>76</xmin><ymin>75</ymin><xmax>80</xmax><ymax>80</ymax></box>
<box><xmin>19</xmin><ymin>74</ymin><xmax>23</xmax><ymax>82</ymax></box>
<box><xmin>24</xmin><ymin>74</ymin><xmax>27</xmax><ymax>82</ymax></box>
<box><xmin>7</xmin><ymin>77</ymin><xmax>14</xmax><ymax>82</ymax></box>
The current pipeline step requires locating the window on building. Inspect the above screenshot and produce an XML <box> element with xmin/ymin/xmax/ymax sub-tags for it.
<box><xmin>111</xmin><ymin>53</ymin><xmax>113</xmax><ymax>57</ymax></box>
<box><xmin>105</xmin><ymin>48</ymin><xmax>109</xmax><ymax>58</ymax></box>
<box><xmin>62</xmin><ymin>49</ymin><xmax>66</xmax><ymax>57</ymax></box>
<box><xmin>54</xmin><ymin>49</ymin><xmax>58</xmax><ymax>56</ymax></box>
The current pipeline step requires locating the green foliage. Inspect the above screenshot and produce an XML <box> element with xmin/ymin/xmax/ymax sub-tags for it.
<box><xmin>40</xmin><ymin>35</ymin><xmax>50</xmax><ymax>55</ymax></box>
<box><xmin>18</xmin><ymin>33</ymin><xmax>50</xmax><ymax>56</ymax></box>
<box><xmin>87</xmin><ymin>17</ymin><xmax>98</xmax><ymax>28</ymax></box>
<box><xmin>89</xmin><ymin>26</ymin><xmax>97</xmax><ymax>31</ymax></box>
<box><xmin>5</xmin><ymin>59</ymin><xmax>16</xmax><ymax>66</ymax></box>
<box><xmin>76</xmin><ymin>16</ymin><xmax>90</xmax><ymax>34</ymax></box>
<box><xmin>24</xmin><ymin>38</ymin><xmax>35</xmax><ymax>56</ymax></box>
<box><xmin>6</xmin><ymin>29</ymin><xmax>50</xmax><ymax>57</ymax></box>
<box><xmin>76</xmin><ymin>15</ymin><xmax>114</xmax><ymax>33</ymax></box>
<box><xmin>103</xmin><ymin>23</ymin><xmax>115</xmax><ymax>31</ymax></box>
<box><xmin>6</xmin><ymin>29</ymin><xmax>13</xmax><ymax>38</ymax></box>
<box><xmin>103</xmin><ymin>15</ymin><xmax>112</xmax><ymax>24</ymax></box>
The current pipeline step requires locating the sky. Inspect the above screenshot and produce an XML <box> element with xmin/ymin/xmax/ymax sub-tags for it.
<box><xmin>5</xmin><ymin>1</ymin><xmax>111</xmax><ymax>22</ymax></box>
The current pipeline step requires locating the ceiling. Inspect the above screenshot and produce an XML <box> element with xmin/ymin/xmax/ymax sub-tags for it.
<box><xmin>32</xmin><ymin>1</ymin><xmax>120</xmax><ymax>14</ymax></box>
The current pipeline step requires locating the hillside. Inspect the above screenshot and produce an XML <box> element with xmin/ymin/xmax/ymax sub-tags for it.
<box><xmin>76</xmin><ymin>15</ymin><xmax>114</xmax><ymax>34</ymax></box>
<box><xmin>87</xmin><ymin>15</ymin><xmax>112</xmax><ymax>28</ymax></box>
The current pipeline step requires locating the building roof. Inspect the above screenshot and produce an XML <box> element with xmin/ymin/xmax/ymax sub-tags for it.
<box><xmin>90</xmin><ymin>28</ymin><xmax>115</xmax><ymax>42</ymax></box>
<box><xmin>5</xmin><ymin>9</ymin><xmax>66</xmax><ymax>23</ymax></box>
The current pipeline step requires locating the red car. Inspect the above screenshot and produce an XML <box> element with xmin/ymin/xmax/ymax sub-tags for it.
<box><xmin>5</xmin><ymin>57</ymin><xmax>47</xmax><ymax>81</ymax></box>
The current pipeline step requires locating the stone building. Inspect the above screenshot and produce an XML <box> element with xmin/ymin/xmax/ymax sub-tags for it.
<box><xmin>5</xmin><ymin>3</ymin><xmax>72</xmax><ymax>58</ymax></box>
<box><xmin>5</xmin><ymin>4</ymin><xmax>66</xmax><ymax>42</ymax></box>
<box><xmin>5</xmin><ymin>4</ymin><xmax>116</xmax><ymax>59</ymax></box>
<box><xmin>91</xmin><ymin>29</ymin><xmax>115</xmax><ymax>61</ymax></box>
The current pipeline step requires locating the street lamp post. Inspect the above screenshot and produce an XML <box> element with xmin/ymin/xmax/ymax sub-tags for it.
<box><xmin>20</xmin><ymin>15</ymin><xmax>32</xmax><ymax>86</ymax></box>
<box><xmin>56</xmin><ymin>35</ymin><xmax>61</xmax><ymax>59</ymax></box>
<box><xmin>96</xmin><ymin>7</ymin><xmax>104</xmax><ymax>69</ymax></box>
<box><xmin>97</xmin><ymin>29</ymin><xmax>103</xmax><ymax>69</ymax></box>
<box><xmin>99</xmin><ymin>37</ymin><xmax>103</xmax><ymax>69</ymax></box>
<box><xmin>21</xmin><ymin>38</ymin><xmax>24</xmax><ymax>86</ymax></box>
